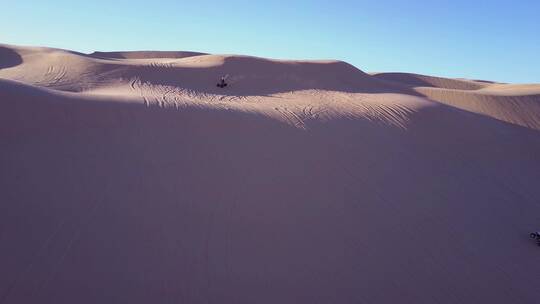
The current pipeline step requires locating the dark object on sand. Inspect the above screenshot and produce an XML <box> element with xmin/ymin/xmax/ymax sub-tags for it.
<box><xmin>530</xmin><ymin>232</ymin><xmax>540</xmax><ymax>246</ymax></box>
<box><xmin>217</xmin><ymin>76</ymin><xmax>228</xmax><ymax>88</ymax></box>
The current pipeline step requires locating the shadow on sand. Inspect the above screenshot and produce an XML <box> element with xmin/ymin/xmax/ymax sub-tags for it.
<box><xmin>0</xmin><ymin>47</ymin><xmax>23</xmax><ymax>69</ymax></box>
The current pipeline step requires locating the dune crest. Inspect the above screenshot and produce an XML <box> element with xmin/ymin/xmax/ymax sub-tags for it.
<box><xmin>90</xmin><ymin>50</ymin><xmax>208</xmax><ymax>59</ymax></box>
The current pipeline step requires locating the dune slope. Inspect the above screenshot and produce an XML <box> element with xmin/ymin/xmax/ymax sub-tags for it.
<box><xmin>1</xmin><ymin>45</ymin><xmax>540</xmax><ymax>304</ymax></box>
<box><xmin>373</xmin><ymin>72</ymin><xmax>540</xmax><ymax>130</ymax></box>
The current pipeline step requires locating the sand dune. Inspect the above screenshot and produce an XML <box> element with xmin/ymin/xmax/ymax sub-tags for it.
<box><xmin>90</xmin><ymin>50</ymin><xmax>208</xmax><ymax>60</ymax></box>
<box><xmin>415</xmin><ymin>87</ymin><xmax>540</xmax><ymax>130</ymax></box>
<box><xmin>373</xmin><ymin>72</ymin><xmax>540</xmax><ymax>130</ymax></box>
<box><xmin>372</xmin><ymin>72</ymin><xmax>490</xmax><ymax>90</ymax></box>
<box><xmin>0</xmin><ymin>44</ymin><xmax>407</xmax><ymax>96</ymax></box>
<box><xmin>1</xmin><ymin>44</ymin><xmax>540</xmax><ymax>303</ymax></box>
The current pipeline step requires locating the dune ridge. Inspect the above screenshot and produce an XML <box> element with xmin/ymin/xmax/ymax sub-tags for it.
<box><xmin>90</xmin><ymin>50</ymin><xmax>208</xmax><ymax>59</ymax></box>
<box><xmin>1</xmin><ymin>44</ymin><xmax>540</xmax><ymax>304</ymax></box>
<box><xmin>373</xmin><ymin>72</ymin><xmax>540</xmax><ymax>130</ymax></box>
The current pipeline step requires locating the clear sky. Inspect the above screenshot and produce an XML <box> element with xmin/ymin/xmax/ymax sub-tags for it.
<box><xmin>1</xmin><ymin>0</ymin><xmax>539</xmax><ymax>83</ymax></box>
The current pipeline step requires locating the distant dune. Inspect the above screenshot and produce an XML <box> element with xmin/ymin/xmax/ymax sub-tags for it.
<box><xmin>1</xmin><ymin>44</ymin><xmax>540</xmax><ymax>303</ymax></box>
<box><xmin>373</xmin><ymin>72</ymin><xmax>540</xmax><ymax>130</ymax></box>
<box><xmin>90</xmin><ymin>50</ymin><xmax>208</xmax><ymax>60</ymax></box>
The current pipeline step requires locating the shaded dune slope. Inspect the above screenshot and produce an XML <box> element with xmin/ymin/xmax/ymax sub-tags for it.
<box><xmin>0</xmin><ymin>47</ymin><xmax>22</xmax><ymax>69</ymax></box>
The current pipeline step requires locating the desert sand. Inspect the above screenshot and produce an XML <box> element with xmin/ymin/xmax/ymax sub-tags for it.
<box><xmin>1</xmin><ymin>43</ymin><xmax>540</xmax><ymax>303</ymax></box>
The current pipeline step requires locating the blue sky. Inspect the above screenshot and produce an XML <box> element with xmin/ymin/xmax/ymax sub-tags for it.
<box><xmin>1</xmin><ymin>0</ymin><xmax>539</xmax><ymax>83</ymax></box>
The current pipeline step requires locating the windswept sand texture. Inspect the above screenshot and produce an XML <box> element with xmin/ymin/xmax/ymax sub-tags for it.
<box><xmin>373</xmin><ymin>72</ymin><xmax>540</xmax><ymax>130</ymax></box>
<box><xmin>1</xmin><ymin>44</ymin><xmax>540</xmax><ymax>303</ymax></box>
